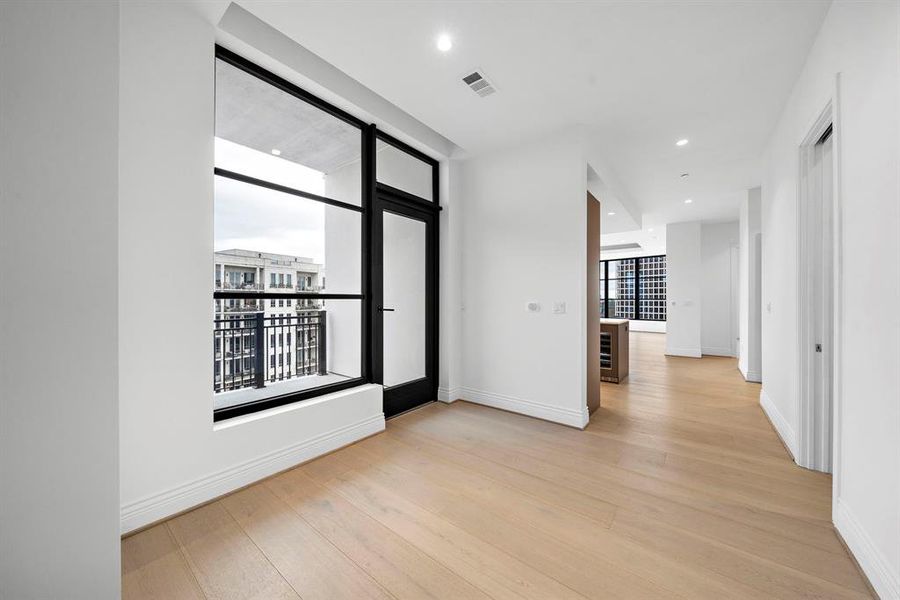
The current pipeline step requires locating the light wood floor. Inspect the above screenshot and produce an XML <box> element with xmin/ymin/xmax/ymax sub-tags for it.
<box><xmin>123</xmin><ymin>332</ymin><xmax>873</xmax><ymax>599</ymax></box>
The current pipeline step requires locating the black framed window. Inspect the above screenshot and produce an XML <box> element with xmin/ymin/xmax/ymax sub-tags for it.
<box><xmin>213</xmin><ymin>46</ymin><xmax>371</xmax><ymax>421</ymax></box>
<box><xmin>599</xmin><ymin>255</ymin><xmax>666</xmax><ymax>321</ymax></box>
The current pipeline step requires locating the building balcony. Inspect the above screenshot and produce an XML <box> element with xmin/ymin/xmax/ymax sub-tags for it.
<box><xmin>213</xmin><ymin>310</ymin><xmax>330</xmax><ymax>401</ymax></box>
<box><xmin>221</xmin><ymin>302</ymin><xmax>263</xmax><ymax>313</ymax></box>
<box><xmin>219</xmin><ymin>281</ymin><xmax>263</xmax><ymax>291</ymax></box>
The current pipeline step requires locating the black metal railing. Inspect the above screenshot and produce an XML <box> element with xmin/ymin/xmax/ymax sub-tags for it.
<box><xmin>213</xmin><ymin>310</ymin><xmax>327</xmax><ymax>393</ymax></box>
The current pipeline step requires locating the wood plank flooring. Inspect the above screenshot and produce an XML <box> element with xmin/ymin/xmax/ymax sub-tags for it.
<box><xmin>122</xmin><ymin>332</ymin><xmax>873</xmax><ymax>599</ymax></box>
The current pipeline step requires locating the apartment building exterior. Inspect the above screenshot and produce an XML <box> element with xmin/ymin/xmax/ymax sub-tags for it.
<box><xmin>213</xmin><ymin>249</ymin><xmax>325</xmax><ymax>396</ymax></box>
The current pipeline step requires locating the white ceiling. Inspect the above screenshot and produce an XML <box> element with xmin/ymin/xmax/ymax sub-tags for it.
<box><xmin>237</xmin><ymin>0</ymin><xmax>829</xmax><ymax>229</ymax></box>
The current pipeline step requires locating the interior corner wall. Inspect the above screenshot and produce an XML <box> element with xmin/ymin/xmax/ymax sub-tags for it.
<box><xmin>701</xmin><ymin>221</ymin><xmax>740</xmax><ymax>357</ymax></box>
<box><xmin>439</xmin><ymin>158</ymin><xmax>464</xmax><ymax>403</ymax></box>
<box><xmin>739</xmin><ymin>188</ymin><xmax>762</xmax><ymax>381</ymax></box>
<box><xmin>458</xmin><ymin>133</ymin><xmax>589</xmax><ymax>428</ymax></box>
<box><xmin>665</xmin><ymin>222</ymin><xmax>702</xmax><ymax>357</ymax></box>
<box><xmin>0</xmin><ymin>2</ymin><xmax>121</xmax><ymax>597</ymax></box>
<box><xmin>761</xmin><ymin>1</ymin><xmax>900</xmax><ymax>596</ymax></box>
<box><xmin>118</xmin><ymin>2</ymin><xmax>383</xmax><ymax>535</ymax></box>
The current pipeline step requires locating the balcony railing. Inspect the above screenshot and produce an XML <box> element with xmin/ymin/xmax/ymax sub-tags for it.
<box><xmin>213</xmin><ymin>310</ymin><xmax>327</xmax><ymax>394</ymax></box>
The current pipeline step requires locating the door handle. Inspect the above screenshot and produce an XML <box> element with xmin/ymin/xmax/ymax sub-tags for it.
<box><xmin>378</xmin><ymin>306</ymin><xmax>395</xmax><ymax>312</ymax></box>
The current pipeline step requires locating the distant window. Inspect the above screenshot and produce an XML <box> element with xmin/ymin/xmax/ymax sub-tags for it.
<box><xmin>599</xmin><ymin>255</ymin><xmax>666</xmax><ymax>321</ymax></box>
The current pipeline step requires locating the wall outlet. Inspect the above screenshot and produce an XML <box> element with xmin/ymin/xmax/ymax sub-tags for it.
<box><xmin>527</xmin><ymin>302</ymin><xmax>541</xmax><ymax>313</ymax></box>
<box><xmin>552</xmin><ymin>301</ymin><xmax>567</xmax><ymax>314</ymax></box>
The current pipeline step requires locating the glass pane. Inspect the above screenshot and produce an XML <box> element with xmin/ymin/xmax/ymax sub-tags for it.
<box><xmin>215</xmin><ymin>175</ymin><xmax>360</xmax><ymax>294</ymax></box>
<box><xmin>383</xmin><ymin>211</ymin><xmax>427</xmax><ymax>386</ymax></box>
<box><xmin>608</xmin><ymin>258</ymin><xmax>635</xmax><ymax>279</ymax></box>
<box><xmin>213</xmin><ymin>299</ymin><xmax>361</xmax><ymax>410</ymax></box>
<box><xmin>215</xmin><ymin>59</ymin><xmax>362</xmax><ymax>206</ymax></box>
<box><xmin>376</xmin><ymin>141</ymin><xmax>434</xmax><ymax>201</ymax></box>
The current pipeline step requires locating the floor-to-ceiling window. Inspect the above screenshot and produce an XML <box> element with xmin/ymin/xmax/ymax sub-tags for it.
<box><xmin>600</xmin><ymin>255</ymin><xmax>666</xmax><ymax>321</ymax></box>
<box><xmin>211</xmin><ymin>47</ymin><xmax>440</xmax><ymax>421</ymax></box>
<box><xmin>213</xmin><ymin>47</ymin><xmax>368</xmax><ymax>420</ymax></box>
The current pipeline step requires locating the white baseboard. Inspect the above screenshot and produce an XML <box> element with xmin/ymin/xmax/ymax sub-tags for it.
<box><xmin>665</xmin><ymin>346</ymin><xmax>702</xmax><ymax>358</ymax></box>
<box><xmin>121</xmin><ymin>413</ymin><xmax>385</xmax><ymax>534</ymax></box>
<box><xmin>702</xmin><ymin>346</ymin><xmax>736</xmax><ymax>357</ymax></box>
<box><xmin>759</xmin><ymin>388</ymin><xmax>798</xmax><ymax>460</ymax></box>
<box><xmin>834</xmin><ymin>498</ymin><xmax>900</xmax><ymax>600</ymax></box>
<box><xmin>437</xmin><ymin>386</ymin><xmax>461</xmax><ymax>403</ymax></box>
<box><xmin>460</xmin><ymin>387</ymin><xmax>589</xmax><ymax>429</ymax></box>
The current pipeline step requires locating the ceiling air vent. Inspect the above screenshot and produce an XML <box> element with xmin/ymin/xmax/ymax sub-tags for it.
<box><xmin>462</xmin><ymin>70</ymin><xmax>496</xmax><ymax>97</ymax></box>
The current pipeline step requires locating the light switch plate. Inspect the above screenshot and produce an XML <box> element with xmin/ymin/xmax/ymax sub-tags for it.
<box><xmin>552</xmin><ymin>301</ymin><xmax>567</xmax><ymax>314</ymax></box>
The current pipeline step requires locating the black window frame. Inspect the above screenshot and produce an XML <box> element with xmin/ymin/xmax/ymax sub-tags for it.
<box><xmin>600</xmin><ymin>254</ymin><xmax>667</xmax><ymax>321</ymax></box>
<box><xmin>213</xmin><ymin>46</ymin><xmax>370</xmax><ymax>421</ymax></box>
<box><xmin>213</xmin><ymin>46</ymin><xmax>440</xmax><ymax>421</ymax></box>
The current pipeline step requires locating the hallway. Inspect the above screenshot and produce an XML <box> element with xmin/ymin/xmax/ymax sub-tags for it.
<box><xmin>123</xmin><ymin>332</ymin><xmax>872</xmax><ymax>599</ymax></box>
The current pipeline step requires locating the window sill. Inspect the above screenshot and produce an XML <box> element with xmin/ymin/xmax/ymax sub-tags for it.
<box><xmin>213</xmin><ymin>377</ymin><xmax>370</xmax><ymax>424</ymax></box>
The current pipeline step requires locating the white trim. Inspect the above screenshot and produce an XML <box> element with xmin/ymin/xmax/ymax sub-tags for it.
<box><xmin>437</xmin><ymin>386</ymin><xmax>461</xmax><ymax>403</ymax></box>
<box><xmin>120</xmin><ymin>413</ymin><xmax>385</xmax><ymax>534</ymax></box>
<box><xmin>830</xmin><ymin>74</ymin><xmax>844</xmax><ymax>504</ymax></box>
<box><xmin>665</xmin><ymin>346</ymin><xmax>702</xmax><ymax>358</ymax></box>
<box><xmin>834</xmin><ymin>499</ymin><xmax>900</xmax><ymax>600</ymax></box>
<box><xmin>760</xmin><ymin>388</ymin><xmax>798</xmax><ymax>460</ymax></box>
<box><xmin>460</xmin><ymin>387</ymin><xmax>589</xmax><ymax>429</ymax></box>
<box><xmin>702</xmin><ymin>346</ymin><xmax>735</xmax><ymax>357</ymax></box>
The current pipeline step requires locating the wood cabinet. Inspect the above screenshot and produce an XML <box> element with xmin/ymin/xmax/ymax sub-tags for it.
<box><xmin>600</xmin><ymin>319</ymin><xmax>629</xmax><ymax>383</ymax></box>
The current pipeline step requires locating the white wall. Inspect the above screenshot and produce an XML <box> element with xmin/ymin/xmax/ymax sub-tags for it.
<box><xmin>701</xmin><ymin>221</ymin><xmax>740</xmax><ymax>357</ymax></box>
<box><xmin>0</xmin><ymin>2</ymin><xmax>121</xmax><ymax>597</ymax></box>
<box><xmin>439</xmin><ymin>159</ymin><xmax>464</xmax><ymax>402</ymax></box>
<box><xmin>665</xmin><ymin>222</ymin><xmax>703</xmax><ymax>357</ymax></box>
<box><xmin>458</xmin><ymin>132</ymin><xmax>589</xmax><ymax>428</ymax></box>
<box><xmin>118</xmin><ymin>2</ymin><xmax>384</xmax><ymax>534</ymax></box>
<box><xmin>761</xmin><ymin>2</ymin><xmax>900</xmax><ymax>596</ymax></box>
<box><xmin>739</xmin><ymin>188</ymin><xmax>762</xmax><ymax>381</ymax></box>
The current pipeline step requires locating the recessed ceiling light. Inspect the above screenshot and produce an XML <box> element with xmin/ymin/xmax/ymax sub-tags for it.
<box><xmin>684</xmin><ymin>198</ymin><xmax>693</xmax><ymax>204</ymax></box>
<box><xmin>648</xmin><ymin>228</ymin><xmax>654</xmax><ymax>232</ymax></box>
<box><xmin>271</xmin><ymin>149</ymin><xmax>281</xmax><ymax>156</ymax></box>
<box><xmin>436</xmin><ymin>34</ymin><xmax>452</xmax><ymax>52</ymax></box>
<box><xmin>607</xmin><ymin>211</ymin><xmax>616</xmax><ymax>216</ymax></box>
<box><xmin>676</xmin><ymin>139</ymin><xmax>689</xmax><ymax>147</ymax></box>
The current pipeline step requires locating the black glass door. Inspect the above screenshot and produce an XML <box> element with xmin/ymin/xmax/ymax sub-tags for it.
<box><xmin>373</xmin><ymin>188</ymin><xmax>438</xmax><ymax>417</ymax></box>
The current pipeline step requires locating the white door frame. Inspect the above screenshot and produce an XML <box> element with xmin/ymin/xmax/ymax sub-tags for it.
<box><xmin>796</xmin><ymin>85</ymin><xmax>842</xmax><ymax>476</ymax></box>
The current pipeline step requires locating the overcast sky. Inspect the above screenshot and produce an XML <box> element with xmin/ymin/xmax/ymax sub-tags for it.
<box><xmin>214</xmin><ymin>138</ymin><xmax>326</xmax><ymax>262</ymax></box>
